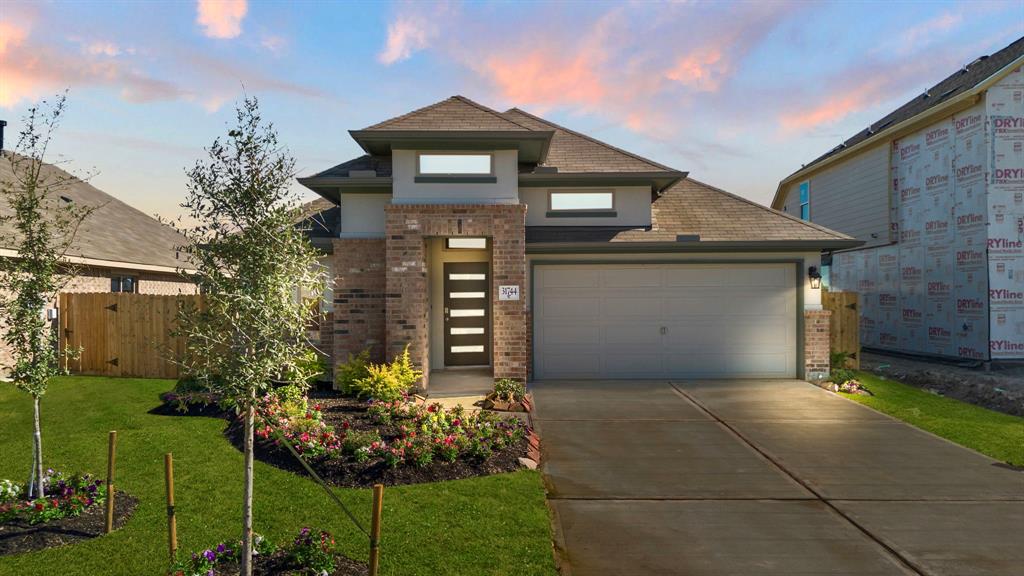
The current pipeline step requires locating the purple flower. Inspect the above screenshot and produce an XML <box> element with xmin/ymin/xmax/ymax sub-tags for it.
<box><xmin>203</xmin><ymin>549</ymin><xmax>216</xmax><ymax>562</ymax></box>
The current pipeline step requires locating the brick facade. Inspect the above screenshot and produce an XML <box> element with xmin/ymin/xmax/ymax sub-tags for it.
<box><xmin>384</xmin><ymin>204</ymin><xmax>528</xmax><ymax>387</ymax></box>
<box><xmin>804</xmin><ymin>309</ymin><xmax>831</xmax><ymax>382</ymax></box>
<box><xmin>331</xmin><ymin>239</ymin><xmax>387</xmax><ymax>367</ymax></box>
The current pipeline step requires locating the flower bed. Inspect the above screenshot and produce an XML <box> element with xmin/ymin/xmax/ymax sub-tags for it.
<box><xmin>0</xmin><ymin>470</ymin><xmax>137</xmax><ymax>557</ymax></box>
<box><xmin>171</xmin><ymin>527</ymin><xmax>367</xmax><ymax>576</ymax></box>
<box><xmin>223</xmin><ymin>392</ymin><xmax>532</xmax><ymax>487</ymax></box>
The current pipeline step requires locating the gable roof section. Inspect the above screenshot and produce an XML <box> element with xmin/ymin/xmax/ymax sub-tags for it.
<box><xmin>775</xmin><ymin>36</ymin><xmax>1024</xmax><ymax>206</ymax></box>
<box><xmin>311</xmin><ymin>154</ymin><xmax>393</xmax><ymax>178</ymax></box>
<box><xmin>502</xmin><ymin>108</ymin><xmax>677</xmax><ymax>174</ymax></box>
<box><xmin>364</xmin><ymin>95</ymin><xmax>533</xmax><ymax>132</ymax></box>
<box><xmin>527</xmin><ymin>177</ymin><xmax>858</xmax><ymax>249</ymax></box>
<box><xmin>0</xmin><ymin>155</ymin><xmax>189</xmax><ymax>270</ymax></box>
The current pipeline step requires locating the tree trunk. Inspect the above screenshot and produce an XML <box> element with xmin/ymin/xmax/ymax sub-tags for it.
<box><xmin>240</xmin><ymin>398</ymin><xmax>255</xmax><ymax>576</ymax></box>
<box><xmin>28</xmin><ymin>396</ymin><xmax>44</xmax><ymax>499</ymax></box>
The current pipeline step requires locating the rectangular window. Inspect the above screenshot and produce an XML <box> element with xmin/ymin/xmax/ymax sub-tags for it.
<box><xmin>446</xmin><ymin>237</ymin><xmax>487</xmax><ymax>250</ymax></box>
<box><xmin>111</xmin><ymin>275</ymin><xmax>137</xmax><ymax>293</ymax></box>
<box><xmin>418</xmin><ymin>153</ymin><xmax>492</xmax><ymax>175</ymax></box>
<box><xmin>798</xmin><ymin>181</ymin><xmax>810</xmax><ymax>221</ymax></box>
<box><xmin>549</xmin><ymin>190</ymin><xmax>614</xmax><ymax>211</ymax></box>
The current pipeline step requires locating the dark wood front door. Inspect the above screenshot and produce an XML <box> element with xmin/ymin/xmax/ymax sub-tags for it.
<box><xmin>443</xmin><ymin>262</ymin><xmax>490</xmax><ymax>366</ymax></box>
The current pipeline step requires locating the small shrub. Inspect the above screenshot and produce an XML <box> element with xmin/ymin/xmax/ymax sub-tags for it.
<box><xmin>342</xmin><ymin>429</ymin><xmax>381</xmax><ymax>456</ymax></box>
<box><xmin>286</xmin><ymin>527</ymin><xmax>337</xmax><ymax>575</ymax></box>
<box><xmin>170</xmin><ymin>533</ymin><xmax>275</xmax><ymax>576</ymax></box>
<box><xmin>347</xmin><ymin>346</ymin><xmax>422</xmax><ymax>401</ymax></box>
<box><xmin>0</xmin><ymin>470</ymin><xmax>106</xmax><ymax>525</ymax></box>
<box><xmin>830</xmin><ymin>350</ymin><xmax>850</xmax><ymax>370</ymax></box>
<box><xmin>830</xmin><ymin>367</ymin><xmax>856</xmax><ymax>385</ymax></box>
<box><xmin>335</xmin><ymin>349</ymin><xmax>371</xmax><ymax>395</ymax></box>
<box><xmin>493</xmin><ymin>378</ymin><xmax>526</xmax><ymax>403</ymax></box>
<box><xmin>255</xmin><ymin>396</ymin><xmax>343</xmax><ymax>458</ymax></box>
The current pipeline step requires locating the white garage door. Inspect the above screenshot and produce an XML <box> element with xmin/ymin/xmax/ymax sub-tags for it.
<box><xmin>534</xmin><ymin>263</ymin><xmax>798</xmax><ymax>379</ymax></box>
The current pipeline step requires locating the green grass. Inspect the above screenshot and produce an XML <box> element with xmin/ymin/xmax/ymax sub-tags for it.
<box><xmin>842</xmin><ymin>371</ymin><xmax>1024</xmax><ymax>467</ymax></box>
<box><xmin>0</xmin><ymin>377</ymin><xmax>556</xmax><ymax>576</ymax></box>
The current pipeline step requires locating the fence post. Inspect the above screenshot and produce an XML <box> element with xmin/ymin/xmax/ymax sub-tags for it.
<box><xmin>105</xmin><ymin>430</ymin><xmax>117</xmax><ymax>533</ymax></box>
<box><xmin>165</xmin><ymin>453</ymin><xmax>177</xmax><ymax>563</ymax></box>
<box><xmin>369</xmin><ymin>484</ymin><xmax>384</xmax><ymax>576</ymax></box>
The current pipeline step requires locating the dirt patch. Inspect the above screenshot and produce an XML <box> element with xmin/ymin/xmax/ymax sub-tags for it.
<box><xmin>0</xmin><ymin>494</ymin><xmax>138</xmax><ymax>557</ymax></box>
<box><xmin>212</xmin><ymin>550</ymin><xmax>368</xmax><ymax>576</ymax></box>
<box><xmin>862</xmin><ymin>351</ymin><xmax>1024</xmax><ymax>417</ymax></box>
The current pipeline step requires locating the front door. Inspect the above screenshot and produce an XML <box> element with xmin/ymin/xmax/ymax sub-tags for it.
<box><xmin>443</xmin><ymin>262</ymin><xmax>490</xmax><ymax>366</ymax></box>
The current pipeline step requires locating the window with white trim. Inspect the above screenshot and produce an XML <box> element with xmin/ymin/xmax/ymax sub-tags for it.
<box><xmin>549</xmin><ymin>190</ymin><xmax>614</xmax><ymax>212</ymax></box>
<box><xmin>417</xmin><ymin>153</ymin><xmax>492</xmax><ymax>175</ymax></box>
<box><xmin>111</xmin><ymin>275</ymin><xmax>137</xmax><ymax>293</ymax></box>
<box><xmin>798</xmin><ymin>181</ymin><xmax>810</xmax><ymax>220</ymax></box>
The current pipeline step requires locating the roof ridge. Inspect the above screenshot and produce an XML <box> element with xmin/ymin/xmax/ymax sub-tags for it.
<box><xmin>506</xmin><ymin>107</ymin><xmax>679</xmax><ymax>172</ymax></box>
<box><xmin>683</xmin><ymin>177</ymin><xmax>853</xmax><ymax>240</ymax></box>
<box><xmin>451</xmin><ymin>95</ymin><xmax>534</xmax><ymax>131</ymax></box>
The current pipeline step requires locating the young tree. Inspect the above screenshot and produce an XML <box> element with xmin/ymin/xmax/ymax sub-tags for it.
<box><xmin>0</xmin><ymin>93</ymin><xmax>93</xmax><ymax>499</ymax></box>
<box><xmin>176</xmin><ymin>97</ymin><xmax>325</xmax><ymax>576</ymax></box>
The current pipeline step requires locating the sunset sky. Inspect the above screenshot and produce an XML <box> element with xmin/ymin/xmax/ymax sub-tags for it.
<box><xmin>1</xmin><ymin>0</ymin><xmax>1021</xmax><ymax>221</ymax></box>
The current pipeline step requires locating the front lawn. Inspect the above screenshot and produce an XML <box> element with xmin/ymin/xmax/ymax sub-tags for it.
<box><xmin>0</xmin><ymin>376</ymin><xmax>556</xmax><ymax>576</ymax></box>
<box><xmin>842</xmin><ymin>371</ymin><xmax>1024</xmax><ymax>467</ymax></box>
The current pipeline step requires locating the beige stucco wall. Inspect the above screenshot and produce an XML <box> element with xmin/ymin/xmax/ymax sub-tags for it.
<box><xmin>338</xmin><ymin>192</ymin><xmax>390</xmax><ymax>238</ymax></box>
<box><xmin>519</xmin><ymin>186</ymin><xmax>653</xmax><ymax>227</ymax></box>
<box><xmin>426</xmin><ymin>238</ymin><xmax>491</xmax><ymax>369</ymax></box>
<box><xmin>391</xmin><ymin>149</ymin><xmax>519</xmax><ymax>204</ymax></box>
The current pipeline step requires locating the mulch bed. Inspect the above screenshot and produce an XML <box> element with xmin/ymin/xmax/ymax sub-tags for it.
<box><xmin>0</xmin><ymin>494</ymin><xmax>138</xmax><ymax>557</ymax></box>
<box><xmin>158</xmin><ymin>391</ymin><xmax>530</xmax><ymax>488</ymax></box>
<box><xmin>212</xmin><ymin>550</ymin><xmax>368</xmax><ymax>576</ymax></box>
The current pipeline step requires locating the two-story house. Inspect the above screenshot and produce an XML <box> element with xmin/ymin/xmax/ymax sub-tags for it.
<box><xmin>301</xmin><ymin>96</ymin><xmax>858</xmax><ymax>386</ymax></box>
<box><xmin>773</xmin><ymin>37</ymin><xmax>1024</xmax><ymax>363</ymax></box>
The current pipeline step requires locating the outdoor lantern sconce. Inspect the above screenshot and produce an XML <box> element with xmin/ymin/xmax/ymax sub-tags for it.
<box><xmin>808</xmin><ymin>266</ymin><xmax>822</xmax><ymax>289</ymax></box>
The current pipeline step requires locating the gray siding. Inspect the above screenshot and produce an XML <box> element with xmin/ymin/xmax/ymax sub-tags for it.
<box><xmin>781</xmin><ymin>143</ymin><xmax>891</xmax><ymax>248</ymax></box>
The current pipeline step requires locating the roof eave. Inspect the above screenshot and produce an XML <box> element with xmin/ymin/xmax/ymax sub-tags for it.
<box><xmin>771</xmin><ymin>51</ymin><xmax>1024</xmax><ymax>209</ymax></box>
<box><xmin>296</xmin><ymin>176</ymin><xmax>393</xmax><ymax>202</ymax></box>
<box><xmin>519</xmin><ymin>171</ymin><xmax>687</xmax><ymax>192</ymax></box>
<box><xmin>348</xmin><ymin>130</ymin><xmax>555</xmax><ymax>163</ymax></box>
<box><xmin>526</xmin><ymin>239</ymin><xmax>864</xmax><ymax>254</ymax></box>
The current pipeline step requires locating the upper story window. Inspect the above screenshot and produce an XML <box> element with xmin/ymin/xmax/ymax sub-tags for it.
<box><xmin>416</xmin><ymin>153</ymin><xmax>494</xmax><ymax>182</ymax></box>
<box><xmin>547</xmin><ymin>189</ymin><xmax>616</xmax><ymax>217</ymax></box>
<box><xmin>798</xmin><ymin>181</ymin><xmax>810</xmax><ymax>220</ymax></box>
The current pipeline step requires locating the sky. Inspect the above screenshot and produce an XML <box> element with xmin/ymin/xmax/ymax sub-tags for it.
<box><xmin>1</xmin><ymin>0</ymin><xmax>1022</xmax><ymax>222</ymax></box>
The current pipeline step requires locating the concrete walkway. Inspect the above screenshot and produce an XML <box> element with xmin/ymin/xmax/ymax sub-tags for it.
<box><xmin>532</xmin><ymin>379</ymin><xmax>1024</xmax><ymax>576</ymax></box>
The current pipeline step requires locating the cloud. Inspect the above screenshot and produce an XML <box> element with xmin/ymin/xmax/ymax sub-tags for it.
<box><xmin>897</xmin><ymin>12</ymin><xmax>962</xmax><ymax>52</ymax></box>
<box><xmin>82</xmin><ymin>40</ymin><xmax>125</xmax><ymax>57</ymax></box>
<box><xmin>260</xmin><ymin>34</ymin><xmax>288</xmax><ymax>53</ymax></box>
<box><xmin>378</xmin><ymin>13</ymin><xmax>436</xmax><ymax>64</ymax></box>
<box><xmin>196</xmin><ymin>0</ymin><xmax>248</xmax><ymax>39</ymax></box>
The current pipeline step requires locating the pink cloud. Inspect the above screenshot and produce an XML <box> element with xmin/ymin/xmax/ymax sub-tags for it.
<box><xmin>196</xmin><ymin>0</ymin><xmax>248</xmax><ymax>39</ymax></box>
<box><xmin>665</xmin><ymin>48</ymin><xmax>728</xmax><ymax>92</ymax></box>
<box><xmin>378</xmin><ymin>14</ymin><xmax>436</xmax><ymax>64</ymax></box>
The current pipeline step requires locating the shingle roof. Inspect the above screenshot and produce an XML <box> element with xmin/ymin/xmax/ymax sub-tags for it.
<box><xmin>0</xmin><ymin>154</ymin><xmax>188</xmax><ymax>269</ymax></box>
<box><xmin>792</xmin><ymin>36</ymin><xmax>1024</xmax><ymax>176</ymax></box>
<box><xmin>502</xmin><ymin>108</ymin><xmax>676</xmax><ymax>173</ymax></box>
<box><xmin>296</xmin><ymin>198</ymin><xmax>339</xmax><ymax>239</ymax></box>
<box><xmin>312</xmin><ymin>155</ymin><xmax>392</xmax><ymax>178</ymax></box>
<box><xmin>363</xmin><ymin>95</ymin><xmax>533</xmax><ymax>132</ymax></box>
<box><xmin>527</xmin><ymin>177</ymin><xmax>856</xmax><ymax>245</ymax></box>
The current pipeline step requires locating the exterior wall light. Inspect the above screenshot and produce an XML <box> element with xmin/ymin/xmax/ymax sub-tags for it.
<box><xmin>808</xmin><ymin>266</ymin><xmax>822</xmax><ymax>290</ymax></box>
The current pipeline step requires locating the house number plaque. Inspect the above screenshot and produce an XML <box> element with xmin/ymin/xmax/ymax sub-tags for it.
<box><xmin>498</xmin><ymin>285</ymin><xmax>520</xmax><ymax>301</ymax></box>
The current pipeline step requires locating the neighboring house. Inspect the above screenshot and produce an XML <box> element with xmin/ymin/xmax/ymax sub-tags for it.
<box><xmin>773</xmin><ymin>37</ymin><xmax>1024</xmax><ymax>362</ymax></box>
<box><xmin>300</xmin><ymin>96</ymin><xmax>859</xmax><ymax>386</ymax></box>
<box><xmin>0</xmin><ymin>154</ymin><xmax>197</xmax><ymax>369</ymax></box>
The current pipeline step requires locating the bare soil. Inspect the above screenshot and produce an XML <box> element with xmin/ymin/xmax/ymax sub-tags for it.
<box><xmin>862</xmin><ymin>351</ymin><xmax>1024</xmax><ymax>417</ymax></box>
<box><xmin>0</xmin><ymin>494</ymin><xmax>138</xmax><ymax>557</ymax></box>
<box><xmin>214</xmin><ymin>550</ymin><xmax>368</xmax><ymax>576</ymax></box>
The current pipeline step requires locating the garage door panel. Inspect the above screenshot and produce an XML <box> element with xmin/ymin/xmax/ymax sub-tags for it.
<box><xmin>542</xmin><ymin>296</ymin><xmax>601</xmax><ymax>318</ymax></box>
<box><xmin>542</xmin><ymin>324</ymin><xmax>601</xmax><ymax>345</ymax></box>
<box><xmin>603</xmin><ymin>296</ymin><xmax>662</xmax><ymax>318</ymax></box>
<box><xmin>535</xmin><ymin>263</ymin><xmax>798</xmax><ymax>379</ymax></box>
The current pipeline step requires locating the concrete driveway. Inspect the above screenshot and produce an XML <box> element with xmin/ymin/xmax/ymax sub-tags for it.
<box><xmin>532</xmin><ymin>379</ymin><xmax>1024</xmax><ymax>576</ymax></box>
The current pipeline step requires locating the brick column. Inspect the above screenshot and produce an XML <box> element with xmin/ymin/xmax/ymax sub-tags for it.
<box><xmin>384</xmin><ymin>204</ymin><xmax>528</xmax><ymax>388</ymax></box>
<box><xmin>332</xmin><ymin>238</ymin><xmax>386</xmax><ymax>374</ymax></box>
<box><xmin>804</xmin><ymin>309</ymin><xmax>831</xmax><ymax>382</ymax></box>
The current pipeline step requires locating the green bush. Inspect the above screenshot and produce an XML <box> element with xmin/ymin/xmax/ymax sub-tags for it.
<box><xmin>830</xmin><ymin>367</ymin><xmax>856</xmax><ymax>385</ymax></box>
<box><xmin>830</xmin><ymin>350</ymin><xmax>850</xmax><ymax>370</ymax></box>
<box><xmin>493</xmin><ymin>378</ymin><xmax>526</xmax><ymax>402</ymax></box>
<box><xmin>342</xmin><ymin>346</ymin><xmax>422</xmax><ymax>401</ymax></box>
<box><xmin>335</xmin><ymin>349</ymin><xmax>371</xmax><ymax>395</ymax></box>
<box><xmin>341</xmin><ymin>429</ymin><xmax>381</xmax><ymax>455</ymax></box>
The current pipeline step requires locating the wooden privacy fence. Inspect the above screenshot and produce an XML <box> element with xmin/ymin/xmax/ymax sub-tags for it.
<box><xmin>60</xmin><ymin>292</ymin><xmax>201</xmax><ymax>379</ymax></box>
<box><xmin>822</xmin><ymin>290</ymin><xmax>860</xmax><ymax>369</ymax></box>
